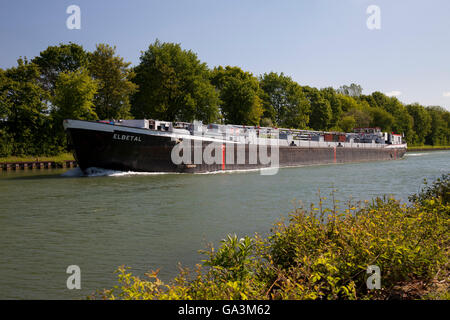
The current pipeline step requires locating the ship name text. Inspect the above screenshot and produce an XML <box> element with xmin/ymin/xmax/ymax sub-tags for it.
<box><xmin>113</xmin><ymin>133</ymin><xmax>142</xmax><ymax>142</ymax></box>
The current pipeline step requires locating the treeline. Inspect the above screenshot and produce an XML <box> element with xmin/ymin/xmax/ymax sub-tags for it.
<box><xmin>1</xmin><ymin>40</ymin><xmax>449</xmax><ymax>156</ymax></box>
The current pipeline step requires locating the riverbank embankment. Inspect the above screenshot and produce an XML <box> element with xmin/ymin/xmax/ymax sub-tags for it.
<box><xmin>407</xmin><ymin>146</ymin><xmax>450</xmax><ymax>152</ymax></box>
<box><xmin>0</xmin><ymin>160</ymin><xmax>77</xmax><ymax>170</ymax></box>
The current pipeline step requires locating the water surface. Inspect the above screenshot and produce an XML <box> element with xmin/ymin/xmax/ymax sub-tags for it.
<box><xmin>0</xmin><ymin>151</ymin><xmax>448</xmax><ymax>299</ymax></box>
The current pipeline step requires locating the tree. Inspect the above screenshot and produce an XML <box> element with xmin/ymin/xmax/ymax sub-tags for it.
<box><xmin>369</xmin><ymin>92</ymin><xmax>414</xmax><ymax>142</ymax></box>
<box><xmin>338</xmin><ymin>115</ymin><xmax>356</xmax><ymax>132</ymax></box>
<box><xmin>336</xmin><ymin>94</ymin><xmax>361</xmax><ymax>113</ymax></box>
<box><xmin>0</xmin><ymin>68</ymin><xmax>11</xmax><ymax>120</ymax></box>
<box><xmin>302</xmin><ymin>86</ymin><xmax>332</xmax><ymax>130</ymax></box>
<box><xmin>0</xmin><ymin>68</ymin><xmax>13</xmax><ymax>156</ymax></box>
<box><xmin>370</xmin><ymin>91</ymin><xmax>390</xmax><ymax>110</ymax></box>
<box><xmin>425</xmin><ymin>106</ymin><xmax>448</xmax><ymax>146</ymax></box>
<box><xmin>382</xmin><ymin>98</ymin><xmax>414</xmax><ymax>142</ymax></box>
<box><xmin>343</xmin><ymin>108</ymin><xmax>372</xmax><ymax>128</ymax></box>
<box><xmin>320</xmin><ymin>87</ymin><xmax>342</xmax><ymax>128</ymax></box>
<box><xmin>211</xmin><ymin>66</ymin><xmax>263</xmax><ymax>125</ymax></box>
<box><xmin>359</xmin><ymin>94</ymin><xmax>379</xmax><ymax>109</ymax></box>
<box><xmin>259</xmin><ymin>72</ymin><xmax>310</xmax><ymax>128</ymax></box>
<box><xmin>52</xmin><ymin>68</ymin><xmax>98</xmax><ymax>121</ymax></box>
<box><xmin>131</xmin><ymin>40</ymin><xmax>220</xmax><ymax>123</ymax></box>
<box><xmin>406</xmin><ymin>103</ymin><xmax>432</xmax><ymax>145</ymax></box>
<box><xmin>88</xmin><ymin>44</ymin><xmax>138</xmax><ymax>120</ymax></box>
<box><xmin>1</xmin><ymin>59</ymin><xmax>50</xmax><ymax>155</ymax></box>
<box><xmin>337</xmin><ymin>83</ymin><xmax>363</xmax><ymax>97</ymax></box>
<box><xmin>369</xmin><ymin>107</ymin><xmax>395</xmax><ymax>131</ymax></box>
<box><xmin>33</xmin><ymin>43</ymin><xmax>88</xmax><ymax>94</ymax></box>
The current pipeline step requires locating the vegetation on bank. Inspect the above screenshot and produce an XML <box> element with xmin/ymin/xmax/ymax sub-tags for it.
<box><xmin>0</xmin><ymin>152</ymin><xmax>74</xmax><ymax>164</ymax></box>
<box><xmin>94</xmin><ymin>175</ymin><xmax>449</xmax><ymax>300</ymax></box>
<box><xmin>1</xmin><ymin>40</ymin><xmax>450</xmax><ymax>158</ymax></box>
<box><xmin>407</xmin><ymin>146</ymin><xmax>450</xmax><ymax>151</ymax></box>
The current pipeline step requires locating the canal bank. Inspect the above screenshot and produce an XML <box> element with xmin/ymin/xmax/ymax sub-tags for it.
<box><xmin>407</xmin><ymin>146</ymin><xmax>450</xmax><ymax>152</ymax></box>
<box><xmin>0</xmin><ymin>160</ymin><xmax>77</xmax><ymax>170</ymax></box>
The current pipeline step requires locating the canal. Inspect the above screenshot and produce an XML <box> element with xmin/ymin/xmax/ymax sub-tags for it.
<box><xmin>0</xmin><ymin>151</ymin><xmax>448</xmax><ymax>299</ymax></box>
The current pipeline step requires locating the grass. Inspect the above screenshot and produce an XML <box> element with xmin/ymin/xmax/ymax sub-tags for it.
<box><xmin>408</xmin><ymin>145</ymin><xmax>450</xmax><ymax>151</ymax></box>
<box><xmin>0</xmin><ymin>152</ymin><xmax>74</xmax><ymax>163</ymax></box>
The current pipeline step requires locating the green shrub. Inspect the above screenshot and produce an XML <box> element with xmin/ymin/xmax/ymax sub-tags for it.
<box><xmin>409</xmin><ymin>173</ymin><xmax>449</xmax><ymax>206</ymax></box>
<box><xmin>95</xmin><ymin>176</ymin><xmax>450</xmax><ymax>300</ymax></box>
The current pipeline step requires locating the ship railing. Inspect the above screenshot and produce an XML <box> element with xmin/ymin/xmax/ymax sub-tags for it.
<box><xmin>294</xmin><ymin>141</ymin><xmax>388</xmax><ymax>149</ymax></box>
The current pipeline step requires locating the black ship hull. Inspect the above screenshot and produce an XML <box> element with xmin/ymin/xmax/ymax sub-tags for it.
<box><xmin>65</xmin><ymin>121</ymin><xmax>407</xmax><ymax>174</ymax></box>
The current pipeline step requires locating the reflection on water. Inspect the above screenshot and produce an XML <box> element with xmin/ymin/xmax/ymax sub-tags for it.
<box><xmin>0</xmin><ymin>151</ymin><xmax>449</xmax><ymax>299</ymax></box>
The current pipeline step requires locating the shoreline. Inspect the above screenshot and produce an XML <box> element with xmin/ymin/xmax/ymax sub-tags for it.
<box><xmin>407</xmin><ymin>147</ymin><xmax>450</xmax><ymax>152</ymax></box>
<box><xmin>0</xmin><ymin>160</ymin><xmax>78</xmax><ymax>170</ymax></box>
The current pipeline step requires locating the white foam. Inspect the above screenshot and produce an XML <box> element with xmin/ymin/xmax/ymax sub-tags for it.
<box><xmin>61</xmin><ymin>167</ymin><xmax>171</xmax><ymax>177</ymax></box>
<box><xmin>86</xmin><ymin>167</ymin><xmax>173</xmax><ymax>177</ymax></box>
<box><xmin>405</xmin><ymin>153</ymin><xmax>430</xmax><ymax>157</ymax></box>
<box><xmin>195</xmin><ymin>167</ymin><xmax>275</xmax><ymax>175</ymax></box>
<box><xmin>107</xmin><ymin>170</ymin><xmax>173</xmax><ymax>177</ymax></box>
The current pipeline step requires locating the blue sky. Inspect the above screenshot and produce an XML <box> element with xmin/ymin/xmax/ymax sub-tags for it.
<box><xmin>1</xmin><ymin>0</ymin><xmax>449</xmax><ymax>110</ymax></box>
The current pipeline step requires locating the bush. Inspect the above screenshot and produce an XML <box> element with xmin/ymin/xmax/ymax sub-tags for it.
<box><xmin>95</xmin><ymin>176</ymin><xmax>450</xmax><ymax>300</ymax></box>
<box><xmin>409</xmin><ymin>173</ymin><xmax>449</xmax><ymax>206</ymax></box>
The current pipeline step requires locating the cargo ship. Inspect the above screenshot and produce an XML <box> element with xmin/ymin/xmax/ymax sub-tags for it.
<box><xmin>63</xmin><ymin>119</ymin><xmax>407</xmax><ymax>174</ymax></box>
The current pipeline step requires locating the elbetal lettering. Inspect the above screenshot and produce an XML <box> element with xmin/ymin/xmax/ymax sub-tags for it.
<box><xmin>113</xmin><ymin>133</ymin><xmax>142</xmax><ymax>142</ymax></box>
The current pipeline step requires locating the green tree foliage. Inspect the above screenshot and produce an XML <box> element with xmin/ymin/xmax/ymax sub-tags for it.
<box><xmin>88</xmin><ymin>44</ymin><xmax>138</xmax><ymax>120</ymax></box>
<box><xmin>394</xmin><ymin>109</ymin><xmax>414</xmax><ymax>144</ymax></box>
<box><xmin>33</xmin><ymin>42</ymin><xmax>88</xmax><ymax>94</ymax></box>
<box><xmin>259</xmin><ymin>72</ymin><xmax>310</xmax><ymax>129</ymax></box>
<box><xmin>368</xmin><ymin>107</ymin><xmax>395</xmax><ymax>132</ymax></box>
<box><xmin>0</xmin><ymin>68</ymin><xmax>11</xmax><ymax>119</ymax></box>
<box><xmin>336</xmin><ymin>94</ymin><xmax>361</xmax><ymax>114</ymax></box>
<box><xmin>302</xmin><ymin>86</ymin><xmax>332</xmax><ymax>130</ymax></box>
<box><xmin>338</xmin><ymin>115</ymin><xmax>356</xmax><ymax>133</ymax></box>
<box><xmin>0</xmin><ymin>68</ymin><xmax>14</xmax><ymax>156</ymax></box>
<box><xmin>425</xmin><ymin>106</ymin><xmax>449</xmax><ymax>146</ymax></box>
<box><xmin>367</xmin><ymin>92</ymin><xmax>414</xmax><ymax>142</ymax></box>
<box><xmin>1</xmin><ymin>41</ymin><xmax>450</xmax><ymax>157</ymax></box>
<box><xmin>320</xmin><ymin>87</ymin><xmax>342</xmax><ymax>128</ymax></box>
<box><xmin>0</xmin><ymin>59</ymin><xmax>51</xmax><ymax>156</ymax></box>
<box><xmin>406</xmin><ymin>103</ymin><xmax>432</xmax><ymax>145</ymax></box>
<box><xmin>52</xmin><ymin>68</ymin><xmax>98</xmax><ymax>121</ymax></box>
<box><xmin>343</xmin><ymin>108</ymin><xmax>372</xmax><ymax>128</ymax></box>
<box><xmin>337</xmin><ymin>83</ymin><xmax>363</xmax><ymax>97</ymax></box>
<box><xmin>131</xmin><ymin>40</ymin><xmax>220</xmax><ymax>123</ymax></box>
<box><xmin>211</xmin><ymin>66</ymin><xmax>263</xmax><ymax>125</ymax></box>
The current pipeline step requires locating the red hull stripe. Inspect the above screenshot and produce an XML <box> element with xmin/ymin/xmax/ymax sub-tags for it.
<box><xmin>222</xmin><ymin>145</ymin><xmax>225</xmax><ymax>170</ymax></box>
